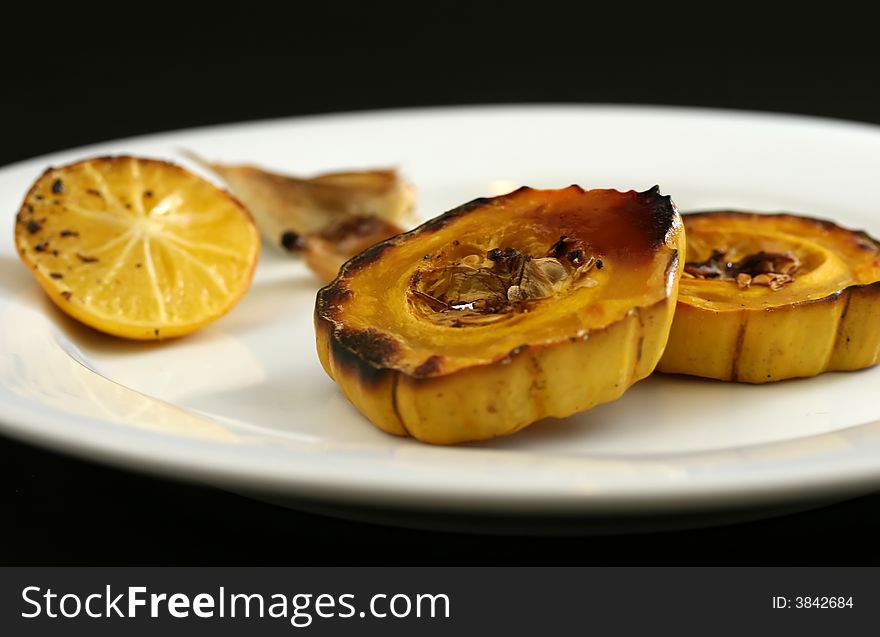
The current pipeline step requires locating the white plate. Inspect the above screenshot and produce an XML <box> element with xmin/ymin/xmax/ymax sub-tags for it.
<box><xmin>2</xmin><ymin>105</ymin><xmax>880</xmax><ymax>519</ymax></box>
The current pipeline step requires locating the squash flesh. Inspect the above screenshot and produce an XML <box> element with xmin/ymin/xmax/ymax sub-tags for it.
<box><xmin>658</xmin><ymin>211</ymin><xmax>880</xmax><ymax>383</ymax></box>
<box><xmin>316</xmin><ymin>186</ymin><xmax>683</xmax><ymax>443</ymax></box>
<box><xmin>327</xmin><ymin>187</ymin><xmax>677</xmax><ymax>370</ymax></box>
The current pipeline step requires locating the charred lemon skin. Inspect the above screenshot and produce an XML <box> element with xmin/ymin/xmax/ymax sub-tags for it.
<box><xmin>657</xmin><ymin>211</ymin><xmax>880</xmax><ymax>383</ymax></box>
<box><xmin>316</xmin><ymin>186</ymin><xmax>684</xmax><ymax>444</ymax></box>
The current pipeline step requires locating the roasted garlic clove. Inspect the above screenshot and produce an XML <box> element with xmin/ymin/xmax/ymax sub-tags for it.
<box><xmin>315</xmin><ymin>186</ymin><xmax>684</xmax><ymax>444</ymax></box>
<box><xmin>186</xmin><ymin>152</ymin><xmax>414</xmax><ymax>281</ymax></box>
<box><xmin>297</xmin><ymin>215</ymin><xmax>406</xmax><ymax>283</ymax></box>
<box><xmin>658</xmin><ymin>211</ymin><xmax>880</xmax><ymax>382</ymax></box>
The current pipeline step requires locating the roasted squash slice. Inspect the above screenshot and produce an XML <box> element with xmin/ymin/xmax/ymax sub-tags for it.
<box><xmin>657</xmin><ymin>211</ymin><xmax>880</xmax><ymax>383</ymax></box>
<box><xmin>315</xmin><ymin>186</ymin><xmax>684</xmax><ymax>444</ymax></box>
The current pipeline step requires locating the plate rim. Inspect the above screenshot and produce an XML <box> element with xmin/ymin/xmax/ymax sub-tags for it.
<box><xmin>5</xmin><ymin>101</ymin><xmax>880</xmax><ymax>173</ymax></box>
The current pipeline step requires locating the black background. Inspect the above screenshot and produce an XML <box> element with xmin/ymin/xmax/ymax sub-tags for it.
<box><xmin>2</xmin><ymin>8</ymin><xmax>880</xmax><ymax>564</ymax></box>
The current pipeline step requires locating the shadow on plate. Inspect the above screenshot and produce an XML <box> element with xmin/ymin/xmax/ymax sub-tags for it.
<box><xmin>30</xmin><ymin>264</ymin><xmax>320</xmax><ymax>356</ymax></box>
<box><xmin>0</xmin><ymin>255</ymin><xmax>36</xmax><ymax>297</ymax></box>
<box><xmin>236</xmin><ymin>489</ymin><xmax>857</xmax><ymax>536</ymax></box>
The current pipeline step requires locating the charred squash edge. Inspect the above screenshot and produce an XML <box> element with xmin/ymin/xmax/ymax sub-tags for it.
<box><xmin>678</xmin><ymin>210</ymin><xmax>880</xmax><ymax>313</ymax></box>
<box><xmin>315</xmin><ymin>185</ymin><xmax>681</xmax><ymax>383</ymax></box>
